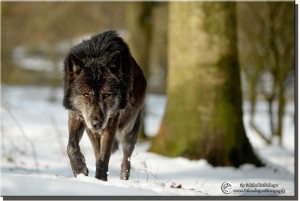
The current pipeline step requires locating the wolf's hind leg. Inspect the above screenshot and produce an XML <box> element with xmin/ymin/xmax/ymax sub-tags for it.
<box><xmin>120</xmin><ymin>111</ymin><xmax>142</xmax><ymax>180</ymax></box>
<box><xmin>67</xmin><ymin>112</ymin><xmax>89</xmax><ymax>177</ymax></box>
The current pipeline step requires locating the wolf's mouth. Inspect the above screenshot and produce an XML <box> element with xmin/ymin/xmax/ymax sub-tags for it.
<box><xmin>85</xmin><ymin>115</ymin><xmax>110</xmax><ymax>133</ymax></box>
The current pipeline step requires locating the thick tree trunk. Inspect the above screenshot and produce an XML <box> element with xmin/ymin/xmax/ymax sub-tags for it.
<box><xmin>150</xmin><ymin>2</ymin><xmax>262</xmax><ymax>167</ymax></box>
<box><xmin>248</xmin><ymin>69</ymin><xmax>259</xmax><ymax>129</ymax></box>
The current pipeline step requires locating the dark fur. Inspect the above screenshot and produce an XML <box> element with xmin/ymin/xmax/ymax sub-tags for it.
<box><xmin>63</xmin><ymin>30</ymin><xmax>147</xmax><ymax>181</ymax></box>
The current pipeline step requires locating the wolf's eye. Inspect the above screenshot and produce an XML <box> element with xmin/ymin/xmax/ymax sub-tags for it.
<box><xmin>102</xmin><ymin>92</ymin><xmax>112</xmax><ymax>99</ymax></box>
<box><xmin>82</xmin><ymin>93</ymin><xmax>89</xmax><ymax>98</ymax></box>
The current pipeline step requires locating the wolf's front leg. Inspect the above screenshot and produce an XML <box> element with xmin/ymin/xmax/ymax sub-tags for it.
<box><xmin>95</xmin><ymin>114</ymin><xmax>119</xmax><ymax>181</ymax></box>
<box><xmin>67</xmin><ymin>111</ymin><xmax>89</xmax><ymax>177</ymax></box>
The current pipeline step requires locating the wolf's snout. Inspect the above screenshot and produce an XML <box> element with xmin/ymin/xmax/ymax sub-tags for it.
<box><xmin>92</xmin><ymin>119</ymin><xmax>103</xmax><ymax>130</ymax></box>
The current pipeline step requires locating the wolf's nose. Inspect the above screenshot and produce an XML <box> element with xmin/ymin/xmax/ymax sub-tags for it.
<box><xmin>92</xmin><ymin>120</ymin><xmax>103</xmax><ymax>130</ymax></box>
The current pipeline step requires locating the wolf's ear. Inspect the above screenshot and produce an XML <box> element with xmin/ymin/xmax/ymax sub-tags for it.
<box><xmin>66</xmin><ymin>54</ymin><xmax>82</xmax><ymax>80</ymax></box>
<box><xmin>109</xmin><ymin>51</ymin><xmax>121</xmax><ymax>74</ymax></box>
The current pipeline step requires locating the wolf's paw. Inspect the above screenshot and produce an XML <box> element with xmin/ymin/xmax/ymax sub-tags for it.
<box><xmin>74</xmin><ymin>165</ymin><xmax>89</xmax><ymax>177</ymax></box>
<box><xmin>120</xmin><ymin>170</ymin><xmax>130</xmax><ymax>180</ymax></box>
<box><xmin>121</xmin><ymin>161</ymin><xmax>130</xmax><ymax>180</ymax></box>
<box><xmin>95</xmin><ymin>172</ymin><xmax>108</xmax><ymax>181</ymax></box>
<box><xmin>95</xmin><ymin>161</ymin><xmax>109</xmax><ymax>181</ymax></box>
<box><xmin>71</xmin><ymin>155</ymin><xmax>89</xmax><ymax>177</ymax></box>
<box><xmin>95</xmin><ymin>165</ymin><xmax>108</xmax><ymax>181</ymax></box>
<box><xmin>68</xmin><ymin>147</ymin><xmax>89</xmax><ymax>177</ymax></box>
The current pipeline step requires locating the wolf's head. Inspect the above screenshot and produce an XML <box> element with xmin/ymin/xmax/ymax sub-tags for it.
<box><xmin>63</xmin><ymin>50</ymin><xmax>129</xmax><ymax>132</ymax></box>
<box><xmin>63</xmin><ymin>31</ymin><xmax>133</xmax><ymax>132</ymax></box>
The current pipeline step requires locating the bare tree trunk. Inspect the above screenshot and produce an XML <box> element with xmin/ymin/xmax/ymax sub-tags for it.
<box><xmin>248</xmin><ymin>68</ymin><xmax>260</xmax><ymax>122</ymax></box>
<box><xmin>127</xmin><ymin>2</ymin><xmax>153</xmax><ymax>79</ymax></box>
<box><xmin>267</xmin><ymin>96</ymin><xmax>276</xmax><ymax>137</ymax></box>
<box><xmin>276</xmin><ymin>82</ymin><xmax>285</xmax><ymax>145</ymax></box>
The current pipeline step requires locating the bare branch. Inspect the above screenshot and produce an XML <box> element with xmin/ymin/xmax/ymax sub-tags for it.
<box><xmin>249</xmin><ymin>120</ymin><xmax>272</xmax><ymax>144</ymax></box>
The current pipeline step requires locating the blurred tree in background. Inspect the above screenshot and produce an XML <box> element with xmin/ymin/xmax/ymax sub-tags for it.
<box><xmin>127</xmin><ymin>2</ymin><xmax>168</xmax><ymax>94</ymax></box>
<box><xmin>238</xmin><ymin>2</ymin><xmax>295</xmax><ymax>145</ymax></box>
<box><xmin>150</xmin><ymin>2</ymin><xmax>262</xmax><ymax>167</ymax></box>
<box><xmin>126</xmin><ymin>2</ymin><xmax>153</xmax><ymax>80</ymax></box>
<box><xmin>126</xmin><ymin>2</ymin><xmax>154</xmax><ymax>140</ymax></box>
<box><xmin>148</xmin><ymin>3</ymin><xmax>168</xmax><ymax>94</ymax></box>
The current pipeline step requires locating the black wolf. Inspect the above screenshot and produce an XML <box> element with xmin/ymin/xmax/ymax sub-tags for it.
<box><xmin>63</xmin><ymin>30</ymin><xmax>147</xmax><ymax>181</ymax></box>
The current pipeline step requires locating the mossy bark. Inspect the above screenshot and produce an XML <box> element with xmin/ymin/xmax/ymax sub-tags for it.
<box><xmin>149</xmin><ymin>2</ymin><xmax>262</xmax><ymax>167</ymax></box>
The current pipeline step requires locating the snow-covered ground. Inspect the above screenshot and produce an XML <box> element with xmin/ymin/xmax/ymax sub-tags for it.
<box><xmin>0</xmin><ymin>85</ymin><xmax>295</xmax><ymax>197</ymax></box>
